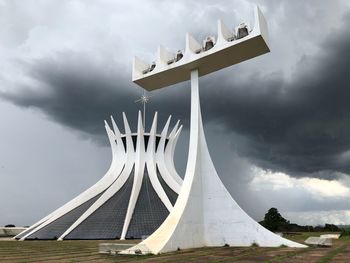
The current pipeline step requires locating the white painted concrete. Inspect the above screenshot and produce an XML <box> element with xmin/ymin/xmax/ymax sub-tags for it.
<box><xmin>0</xmin><ymin>227</ymin><xmax>27</xmax><ymax>237</ymax></box>
<box><xmin>120</xmin><ymin>68</ymin><xmax>306</xmax><ymax>254</ymax></box>
<box><xmin>320</xmin><ymin>234</ymin><xmax>340</xmax><ymax>239</ymax></box>
<box><xmin>305</xmin><ymin>237</ymin><xmax>332</xmax><ymax>247</ymax></box>
<box><xmin>132</xmin><ymin>6</ymin><xmax>270</xmax><ymax>91</ymax></box>
<box><xmin>156</xmin><ymin>117</ymin><xmax>182</xmax><ymax>193</ymax></box>
<box><xmin>146</xmin><ymin>113</ymin><xmax>173</xmax><ymax>212</ymax></box>
<box><xmin>121</xmin><ymin>112</ymin><xmax>147</xmax><ymax>240</ymax></box>
<box><xmin>17</xmin><ymin>112</ymin><xmax>183</xmax><ymax>241</ymax></box>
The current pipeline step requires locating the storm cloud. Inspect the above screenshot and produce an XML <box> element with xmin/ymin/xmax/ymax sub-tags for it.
<box><xmin>2</xmin><ymin>7</ymin><xmax>350</xmax><ymax>179</ymax></box>
<box><xmin>1</xmin><ymin>0</ymin><xmax>350</xmax><ymax>225</ymax></box>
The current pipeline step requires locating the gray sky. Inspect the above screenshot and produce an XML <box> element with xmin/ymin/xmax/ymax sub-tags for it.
<box><xmin>1</xmin><ymin>0</ymin><xmax>350</xmax><ymax>227</ymax></box>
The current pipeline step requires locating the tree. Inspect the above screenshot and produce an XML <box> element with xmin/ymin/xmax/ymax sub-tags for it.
<box><xmin>260</xmin><ymin>208</ymin><xmax>289</xmax><ymax>232</ymax></box>
<box><xmin>4</xmin><ymin>224</ymin><xmax>15</xmax><ymax>227</ymax></box>
<box><xmin>324</xmin><ymin>224</ymin><xmax>340</xmax><ymax>232</ymax></box>
<box><xmin>260</xmin><ymin>208</ymin><xmax>342</xmax><ymax>232</ymax></box>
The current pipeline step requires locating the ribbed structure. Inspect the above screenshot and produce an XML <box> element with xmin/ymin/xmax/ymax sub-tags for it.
<box><xmin>16</xmin><ymin>112</ymin><xmax>183</xmax><ymax>240</ymax></box>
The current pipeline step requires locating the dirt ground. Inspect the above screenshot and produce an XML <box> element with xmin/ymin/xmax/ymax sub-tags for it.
<box><xmin>0</xmin><ymin>232</ymin><xmax>349</xmax><ymax>263</ymax></box>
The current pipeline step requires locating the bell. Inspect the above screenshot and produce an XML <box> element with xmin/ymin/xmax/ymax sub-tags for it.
<box><xmin>142</xmin><ymin>62</ymin><xmax>156</xmax><ymax>74</ymax></box>
<box><xmin>149</xmin><ymin>62</ymin><xmax>156</xmax><ymax>72</ymax></box>
<box><xmin>175</xmin><ymin>50</ymin><xmax>183</xmax><ymax>62</ymax></box>
<box><xmin>204</xmin><ymin>37</ymin><xmax>214</xmax><ymax>51</ymax></box>
<box><xmin>237</xmin><ymin>23</ymin><xmax>249</xmax><ymax>39</ymax></box>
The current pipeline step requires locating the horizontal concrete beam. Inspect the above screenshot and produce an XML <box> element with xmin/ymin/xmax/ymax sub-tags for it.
<box><xmin>132</xmin><ymin>6</ymin><xmax>269</xmax><ymax>91</ymax></box>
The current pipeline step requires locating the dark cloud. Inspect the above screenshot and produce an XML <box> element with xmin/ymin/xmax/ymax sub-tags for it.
<box><xmin>1</xmin><ymin>52</ymin><xmax>139</xmax><ymax>143</ymax></box>
<box><xmin>201</xmin><ymin>12</ymin><xmax>350</xmax><ymax>178</ymax></box>
<box><xmin>1</xmin><ymin>0</ymin><xmax>350</xmax><ymax>226</ymax></box>
<box><xmin>1</xmin><ymin>8</ymin><xmax>350</xmax><ymax>182</ymax></box>
<box><xmin>0</xmin><ymin>51</ymin><xmax>191</xmax><ymax>142</ymax></box>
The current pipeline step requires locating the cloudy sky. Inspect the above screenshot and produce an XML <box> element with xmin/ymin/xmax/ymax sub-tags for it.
<box><xmin>1</xmin><ymin>0</ymin><xmax>350</xmax><ymax>227</ymax></box>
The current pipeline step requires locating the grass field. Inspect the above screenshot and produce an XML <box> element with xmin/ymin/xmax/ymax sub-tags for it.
<box><xmin>0</xmin><ymin>233</ymin><xmax>349</xmax><ymax>263</ymax></box>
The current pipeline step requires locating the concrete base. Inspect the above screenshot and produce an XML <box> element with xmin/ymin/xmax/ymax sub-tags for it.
<box><xmin>0</xmin><ymin>227</ymin><xmax>27</xmax><ymax>237</ymax></box>
<box><xmin>99</xmin><ymin>243</ymin><xmax>136</xmax><ymax>255</ymax></box>
<box><xmin>305</xmin><ymin>237</ymin><xmax>332</xmax><ymax>247</ymax></box>
<box><xmin>320</xmin><ymin>234</ymin><xmax>340</xmax><ymax>239</ymax></box>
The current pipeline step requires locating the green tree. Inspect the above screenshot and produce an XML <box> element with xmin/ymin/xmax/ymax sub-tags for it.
<box><xmin>260</xmin><ymin>208</ymin><xmax>289</xmax><ymax>232</ymax></box>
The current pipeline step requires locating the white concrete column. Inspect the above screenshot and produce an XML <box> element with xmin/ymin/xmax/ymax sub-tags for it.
<box><xmin>120</xmin><ymin>69</ymin><xmax>306</xmax><ymax>255</ymax></box>
<box><xmin>121</xmin><ymin>111</ymin><xmax>146</xmax><ymax>240</ymax></box>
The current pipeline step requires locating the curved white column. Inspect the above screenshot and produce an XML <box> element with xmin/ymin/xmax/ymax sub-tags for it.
<box><xmin>146</xmin><ymin>113</ymin><xmax>173</xmax><ymax>212</ymax></box>
<box><xmin>156</xmin><ymin>117</ymin><xmax>182</xmax><ymax>193</ymax></box>
<box><xmin>164</xmin><ymin>122</ymin><xmax>183</xmax><ymax>186</ymax></box>
<box><xmin>59</xmin><ymin>112</ymin><xmax>178</xmax><ymax>240</ymax></box>
<box><xmin>120</xmin><ymin>111</ymin><xmax>146</xmax><ymax>240</ymax></box>
<box><xmin>19</xmin><ymin>111</ymin><xmax>184</xmax><ymax>241</ymax></box>
<box><xmin>18</xmin><ymin>120</ymin><xmax>127</xmax><ymax>240</ymax></box>
<box><xmin>120</xmin><ymin>69</ymin><xmax>306</xmax><ymax>255</ymax></box>
<box><xmin>60</xmin><ymin>113</ymin><xmax>138</xmax><ymax>240</ymax></box>
<box><xmin>57</xmin><ymin>122</ymin><xmax>136</xmax><ymax>240</ymax></box>
<box><xmin>111</xmin><ymin>115</ymin><xmax>127</xmax><ymax>164</ymax></box>
<box><xmin>58</xmin><ymin>155</ymin><xmax>135</xmax><ymax>240</ymax></box>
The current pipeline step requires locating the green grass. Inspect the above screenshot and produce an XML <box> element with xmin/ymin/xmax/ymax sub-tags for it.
<box><xmin>340</xmin><ymin>228</ymin><xmax>350</xmax><ymax>237</ymax></box>
<box><xmin>0</xmin><ymin>232</ymin><xmax>349</xmax><ymax>263</ymax></box>
<box><xmin>341</xmin><ymin>235</ymin><xmax>350</xmax><ymax>243</ymax></box>
<box><xmin>316</xmin><ymin>244</ymin><xmax>347</xmax><ymax>263</ymax></box>
<box><xmin>264</xmin><ymin>246</ymin><xmax>311</xmax><ymax>263</ymax></box>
